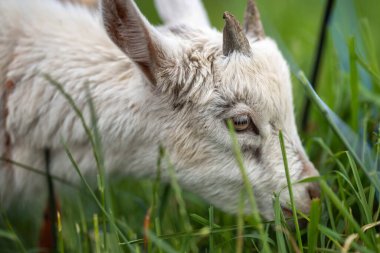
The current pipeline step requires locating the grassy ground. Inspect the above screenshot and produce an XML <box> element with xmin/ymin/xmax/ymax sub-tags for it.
<box><xmin>1</xmin><ymin>0</ymin><xmax>380</xmax><ymax>252</ymax></box>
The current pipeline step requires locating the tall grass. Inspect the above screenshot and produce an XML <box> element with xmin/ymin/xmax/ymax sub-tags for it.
<box><xmin>1</xmin><ymin>0</ymin><xmax>380</xmax><ymax>252</ymax></box>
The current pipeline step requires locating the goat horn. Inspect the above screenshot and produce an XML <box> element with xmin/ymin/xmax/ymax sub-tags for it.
<box><xmin>243</xmin><ymin>0</ymin><xmax>265</xmax><ymax>39</ymax></box>
<box><xmin>222</xmin><ymin>12</ymin><xmax>251</xmax><ymax>56</ymax></box>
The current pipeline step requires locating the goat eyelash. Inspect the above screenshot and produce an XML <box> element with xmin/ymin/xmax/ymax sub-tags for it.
<box><xmin>227</xmin><ymin>114</ymin><xmax>260</xmax><ymax>135</ymax></box>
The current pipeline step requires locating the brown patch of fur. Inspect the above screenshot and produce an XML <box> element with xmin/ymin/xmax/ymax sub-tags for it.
<box><xmin>103</xmin><ymin>0</ymin><xmax>158</xmax><ymax>84</ymax></box>
<box><xmin>1</xmin><ymin>80</ymin><xmax>15</xmax><ymax>169</ymax></box>
<box><xmin>254</xmin><ymin>147</ymin><xmax>262</xmax><ymax>162</ymax></box>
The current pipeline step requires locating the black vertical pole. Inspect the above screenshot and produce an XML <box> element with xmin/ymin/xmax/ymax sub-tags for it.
<box><xmin>301</xmin><ymin>0</ymin><xmax>336</xmax><ymax>131</ymax></box>
<box><xmin>45</xmin><ymin>148</ymin><xmax>58</xmax><ymax>252</ymax></box>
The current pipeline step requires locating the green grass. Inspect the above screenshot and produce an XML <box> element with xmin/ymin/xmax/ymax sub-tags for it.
<box><xmin>1</xmin><ymin>0</ymin><xmax>380</xmax><ymax>252</ymax></box>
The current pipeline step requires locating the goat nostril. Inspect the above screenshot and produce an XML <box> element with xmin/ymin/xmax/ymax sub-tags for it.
<box><xmin>308</xmin><ymin>183</ymin><xmax>321</xmax><ymax>200</ymax></box>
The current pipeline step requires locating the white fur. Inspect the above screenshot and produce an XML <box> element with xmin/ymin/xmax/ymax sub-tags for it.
<box><xmin>154</xmin><ymin>0</ymin><xmax>210</xmax><ymax>28</ymax></box>
<box><xmin>0</xmin><ymin>0</ymin><xmax>319</xmax><ymax>220</ymax></box>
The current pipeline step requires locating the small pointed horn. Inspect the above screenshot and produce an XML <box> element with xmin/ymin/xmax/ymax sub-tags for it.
<box><xmin>222</xmin><ymin>12</ymin><xmax>251</xmax><ymax>56</ymax></box>
<box><xmin>244</xmin><ymin>0</ymin><xmax>265</xmax><ymax>39</ymax></box>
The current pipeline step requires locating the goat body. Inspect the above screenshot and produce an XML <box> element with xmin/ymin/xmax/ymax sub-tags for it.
<box><xmin>0</xmin><ymin>0</ymin><xmax>319</xmax><ymax>220</ymax></box>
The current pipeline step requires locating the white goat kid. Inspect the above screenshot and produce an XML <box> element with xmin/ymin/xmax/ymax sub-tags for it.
<box><xmin>0</xmin><ymin>0</ymin><xmax>320</xmax><ymax>220</ymax></box>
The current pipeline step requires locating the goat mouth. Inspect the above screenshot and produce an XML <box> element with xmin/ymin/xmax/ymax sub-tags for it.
<box><xmin>280</xmin><ymin>205</ymin><xmax>309</xmax><ymax>229</ymax></box>
<box><xmin>281</xmin><ymin>205</ymin><xmax>294</xmax><ymax>217</ymax></box>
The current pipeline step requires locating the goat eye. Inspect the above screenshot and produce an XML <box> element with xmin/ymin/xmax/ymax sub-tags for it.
<box><xmin>231</xmin><ymin>115</ymin><xmax>251</xmax><ymax>132</ymax></box>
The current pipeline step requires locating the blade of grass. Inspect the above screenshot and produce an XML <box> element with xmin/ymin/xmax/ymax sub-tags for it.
<box><xmin>376</xmin><ymin>125</ymin><xmax>380</xmax><ymax>174</ymax></box>
<box><xmin>317</xmin><ymin>225</ymin><xmax>342</xmax><ymax>249</ymax></box>
<box><xmin>57</xmin><ymin>211</ymin><xmax>64</xmax><ymax>253</ymax></box>
<box><xmin>93</xmin><ymin>214</ymin><xmax>101</xmax><ymax>253</ymax></box>
<box><xmin>0</xmin><ymin>230</ymin><xmax>18</xmax><ymax>241</ymax></box>
<box><xmin>46</xmin><ymin>76</ymin><xmax>123</xmax><ymax>251</ymax></box>
<box><xmin>163</xmin><ymin>148</ymin><xmax>197</xmax><ymax>252</ymax></box>
<box><xmin>154</xmin><ymin>217</ymin><xmax>163</xmax><ymax>253</ymax></box>
<box><xmin>273</xmin><ymin>193</ymin><xmax>287</xmax><ymax>253</ymax></box>
<box><xmin>226</xmin><ymin>120</ymin><xmax>270</xmax><ymax>253</ymax></box>
<box><xmin>346</xmin><ymin>153</ymin><xmax>371</xmax><ymax>223</ymax></box>
<box><xmin>348</xmin><ymin>37</ymin><xmax>359</xmax><ymax>131</ymax></box>
<box><xmin>0</xmin><ymin>157</ymin><xmax>77</xmax><ymax>188</ymax></box>
<box><xmin>163</xmin><ymin>149</ymin><xmax>191</xmax><ymax>232</ymax></box>
<box><xmin>298</xmin><ymin>71</ymin><xmax>380</xmax><ymax>194</ymax></box>
<box><xmin>62</xmin><ymin>142</ymin><xmax>135</xmax><ymax>252</ymax></box>
<box><xmin>209</xmin><ymin>205</ymin><xmax>215</xmax><ymax>253</ymax></box>
<box><xmin>126</xmin><ymin>223</ymin><xmax>274</xmax><ymax>245</ymax></box>
<box><xmin>0</xmin><ymin>215</ymin><xmax>26</xmax><ymax>253</ymax></box>
<box><xmin>45</xmin><ymin>75</ymin><xmax>99</xmax><ymax>168</ymax></box>
<box><xmin>319</xmin><ymin>180</ymin><xmax>374</xmax><ymax>249</ymax></box>
<box><xmin>85</xmin><ymin>85</ymin><xmax>109</xmax><ymax>251</ymax></box>
<box><xmin>190</xmin><ymin>214</ymin><xmax>220</xmax><ymax>228</ymax></box>
<box><xmin>151</xmin><ymin>146</ymin><xmax>164</xmax><ymax>253</ymax></box>
<box><xmin>359</xmin><ymin>86</ymin><xmax>380</xmax><ymax>107</ymax></box>
<box><xmin>75</xmin><ymin>223</ymin><xmax>83</xmax><ymax>253</ymax></box>
<box><xmin>279</xmin><ymin>130</ymin><xmax>303</xmax><ymax>253</ymax></box>
<box><xmin>307</xmin><ymin>199</ymin><xmax>321</xmax><ymax>253</ymax></box>
<box><xmin>145</xmin><ymin>230</ymin><xmax>179</xmax><ymax>253</ymax></box>
<box><xmin>236</xmin><ymin>191</ymin><xmax>244</xmax><ymax>253</ymax></box>
<box><xmin>78</xmin><ymin>199</ymin><xmax>90</xmax><ymax>253</ymax></box>
<box><xmin>356</xmin><ymin>55</ymin><xmax>380</xmax><ymax>83</ymax></box>
<box><xmin>359</xmin><ymin>19</ymin><xmax>380</xmax><ymax>90</ymax></box>
<box><xmin>318</xmin><ymin>224</ymin><xmax>373</xmax><ymax>253</ymax></box>
<box><xmin>346</xmin><ymin>151</ymin><xmax>377</xmax><ymax>245</ymax></box>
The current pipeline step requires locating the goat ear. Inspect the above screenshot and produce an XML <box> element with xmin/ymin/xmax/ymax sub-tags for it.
<box><xmin>102</xmin><ymin>0</ymin><xmax>166</xmax><ymax>83</ymax></box>
<box><xmin>154</xmin><ymin>0</ymin><xmax>210</xmax><ymax>27</ymax></box>
<box><xmin>243</xmin><ymin>0</ymin><xmax>265</xmax><ymax>39</ymax></box>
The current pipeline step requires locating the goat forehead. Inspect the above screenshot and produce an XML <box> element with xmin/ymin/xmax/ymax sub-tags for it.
<box><xmin>159</xmin><ymin>31</ymin><xmax>292</xmax><ymax>114</ymax></box>
<box><xmin>215</xmin><ymin>50</ymin><xmax>292</xmax><ymax>113</ymax></box>
<box><xmin>214</xmin><ymin>82</ymin><xmax>288</xmax><ymax>123</ymax></box>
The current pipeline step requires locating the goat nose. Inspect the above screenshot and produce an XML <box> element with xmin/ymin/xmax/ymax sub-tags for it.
<box><xmin>300</xmin><ymin>161</ymin><xmax>320</xmax><ymax>200</ymax></box>
<box><xmin>307</xmin><ymin>182</ymin><xmax>321</xmax><ymax>200</ymax></box>
<box><xmin>299</xmin><ymin>159</ymin><xmax>321</xmax><ymax>203</ymax></box>
<box><xmin>301</xmin><ymin>161</ymin><xmax>319</xmax><ymax>178</ymax></box>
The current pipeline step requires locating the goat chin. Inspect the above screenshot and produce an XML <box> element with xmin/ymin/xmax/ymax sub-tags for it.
<box><xmin>0</xmin><ymin>0</ymin><xmax>319</xmax><ymax>219</ymax></box>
